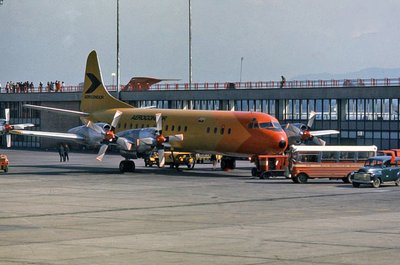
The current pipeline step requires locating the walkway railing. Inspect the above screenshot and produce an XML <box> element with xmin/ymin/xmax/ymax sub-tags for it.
<box><xmin>2</xmin><ymin>78</ymin><xmax>400</xmax><ymax>93</ymax></box>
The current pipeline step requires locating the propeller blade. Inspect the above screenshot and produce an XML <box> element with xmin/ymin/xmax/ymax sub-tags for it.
<box><xmin>116</xmin><ymin>137</ymin><xmax>132</xmax><ymax>150</ymax></box>
<box><xmin>5</xmin><ymin>108</ymin><xmax>10</xmax><ymax>123</ymax></box>
<box><xmin>155</xmin><ymin>113</ymin><xmax>162</xmax><ymax>132</ymax></box>
<box><xmin>158</xmin><ymin>148</ymin><xmax>165</xmax><ymax>167</ymax></box>
<box><xmin>167</xmin><ymin>134</ymin><xmax>184</xmax><ymax>142</ymax></box>
<box><xmin>310</xmin><ymin>130</ymin><xmax>340</xmax><ymax>136</ymax></box>
<box><xmin>85</xmin><ymin>120</ymin><xmax>105</xmax><ymax>134</ymax></box>
<box><xmin>311</xmin><ymin>136</ymin><xmax>326</xmax><ymax>146</ymax></box>
<box><xmin>6</xmin><ymin>134</ymin><xmax>11</xmax><ymax>148</ymax></box>
<box><xmin>111</xmin><ymin>110</ymin><xmax>122</xmax><ymax>129</ymax></box>
<box><xmin>284</xmin><ymin>124</ymin><xmax>301</xmax><ymax>137</ymax></box>
<box><xmin>96</xmin><ymin>144</ymin><xmax>109</xmax><ymax>161</ymax></box>
<box><xmin>12</xmin><ymin>123</ymin><xmax>35</xmax><ymax>130</ymax></box>
<box><xmin>307</xmin><ymin>111</ymin><xmax>316</xmax><ymax>128</ymax></box>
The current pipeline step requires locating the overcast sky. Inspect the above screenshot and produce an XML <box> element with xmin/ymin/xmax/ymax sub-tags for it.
<box><xmin>1</xmin><ymin>0</ymin><xmax>400</xmax><ymax>86</ymax></box>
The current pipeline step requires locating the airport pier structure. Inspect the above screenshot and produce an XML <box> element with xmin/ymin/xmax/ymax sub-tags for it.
<box><xmin>1</xmin><ymin>78</ymin><xmax>400</xmax><ymax>150</ymax></box>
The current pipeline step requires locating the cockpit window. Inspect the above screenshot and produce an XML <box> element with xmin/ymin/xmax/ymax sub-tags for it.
<box><xmin>259</xmin><ymin>122</ymin><xmax>283</xmax><ymax>131</ymax></box>
<box><xmin>248</xmin><ymin>119</ymin><xmax>282</xmax><ymax>131</ymax></box>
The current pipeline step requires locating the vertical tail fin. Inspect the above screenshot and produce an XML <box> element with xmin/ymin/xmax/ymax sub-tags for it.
<box><xmin>80</xmin><ymin>50</ymin><xmax>132</xmax><ymax>113</ymax></box>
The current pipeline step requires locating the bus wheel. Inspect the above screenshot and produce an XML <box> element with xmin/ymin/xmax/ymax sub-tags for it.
<box><xmin>372</xmin><ymin>178</ymin><xmax>381</xmax><ymax>188</ymax></box>
<box><xmin>297</xmin><ymin>173</ymin><xmax>308</xmax><ymax>184</ymax></box>
<box><xmin>342</xmin><ymin>174</ymin><xmax>352</xmax><ymax>183</ymax></box>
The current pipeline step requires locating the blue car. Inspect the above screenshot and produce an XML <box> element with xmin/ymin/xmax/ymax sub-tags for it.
<box><xmin>351</xmin><ymin>156</ymin><xmax>400</xmax><ymax>188</ymax></box>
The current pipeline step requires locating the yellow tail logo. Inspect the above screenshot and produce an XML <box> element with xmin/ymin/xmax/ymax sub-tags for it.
<box><xmin>80</xmin><ymin>51</ymin><xmax>132</xmax><ymax>113</ymax></box>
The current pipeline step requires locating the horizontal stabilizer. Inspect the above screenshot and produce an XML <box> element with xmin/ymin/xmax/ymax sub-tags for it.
<box><xmin>10</xmin><ymin>130</ymin><xmax>85</xmax><ymax>141</ymax></box>
<box><xmin>23</xmin><ymin>104</ymin><xmax>90</xmax><ymax>117</ymax></box>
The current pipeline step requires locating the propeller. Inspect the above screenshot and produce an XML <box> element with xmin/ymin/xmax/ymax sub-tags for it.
<box><xmin>284</xmin><ymin>111</ymin><xmax>337</xmax><ymax>146</ymax></box>
<box><xmin>94</xmin><ymin>110</ymin><xmax>131</xmax><ymax>161</ymax></box>
<box><xmin>1</xmin><ymin>108</ymin><xmax>35</xmax><ymax>147</ymax></box>
<box><xmin>154</xmin><ymin>113</ymin><xmax>183</xmax><ymax>167</ymax></box>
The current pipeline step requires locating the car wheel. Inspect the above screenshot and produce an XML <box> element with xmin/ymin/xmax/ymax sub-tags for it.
<box><xmin>297</xmin><ymin>173</ymin><xmax>308</xmax><ymax>184</ymax></box>
<box><xmin>395</xmin><ymin>178</ymin><xmax>400</xmax><ymax>186</ymax></box>
<box><xmin>352</xmin><ymin>182</ymin><xmax>360</xmax><ymax>188</ymax></box>
<box><xmin>292</xmin><ymin>176</ymin><xmax>299</xmax><ymax>183</ymax></box>
<box><xmin>372</xmin><ymin>178</ymin><xmax>381</xmax><ymax>188</ymax></box>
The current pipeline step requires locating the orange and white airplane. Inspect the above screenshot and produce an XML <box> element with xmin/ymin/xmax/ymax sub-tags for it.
<box><xmin>11</xmin><ymin>51</ymin><xmax>288</xmax><ymax>172</ymax></box>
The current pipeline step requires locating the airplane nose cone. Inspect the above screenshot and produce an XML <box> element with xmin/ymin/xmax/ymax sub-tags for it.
<box><xmin>279</xmin><ymin>139</ymin><xmax>287</xmax><ymax>149</ymax></box>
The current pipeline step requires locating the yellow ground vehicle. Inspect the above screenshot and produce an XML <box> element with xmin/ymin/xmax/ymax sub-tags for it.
<box><xmin>144</xmin><ymin>152</ymin><xmax>159</xmax><ymax>167</ymax></box>
<box><xmin>0</xmin><ymin>154</ymin><xmax>9</xmax><ymax>172</ymax></box>
<box><xmin>144</xmin><ymin>151</ymin><xmax>196</xmax><ymax>169</ymax></box>
<box><xmin>165</xmin><ymin>152</ymin><xmax>196</xmax><ymax>169</ymax></box>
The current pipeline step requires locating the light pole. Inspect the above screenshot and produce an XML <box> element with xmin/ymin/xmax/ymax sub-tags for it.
<box><xmin>111</xmin><ymin>73</ymin><xmax>116</xmax><ymax>90</ymax></box>
<box><xmin>116</xmin><ymin>0</ymin><xmax>120</xmax><ymax>99</ymax></box>
<box><xmin>188</xmin><ymin>0</ymin><xmax>192</xmax><ymax>90</ymax></box>
<box><xmin>240</xmin><ymin>57</ymin><xmax>244</xmax><ymax>83</ymax></box>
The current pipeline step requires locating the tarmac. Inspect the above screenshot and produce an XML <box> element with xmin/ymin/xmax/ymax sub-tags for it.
<box><xmin>1</xmin><ymin>149</ymin><xmax>400</xmax><ymax>265</ymax></box>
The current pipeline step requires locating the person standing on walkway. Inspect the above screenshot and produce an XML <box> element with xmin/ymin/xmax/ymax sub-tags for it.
<box><xmin>64</xmin><ymin>144</ymin><xmax>70</xmax><ymax>162</ymax></box>
<box><xmin>58</xmin><ymin>144</ymin><xmax>65</xmax><ymax>162</ymax></box>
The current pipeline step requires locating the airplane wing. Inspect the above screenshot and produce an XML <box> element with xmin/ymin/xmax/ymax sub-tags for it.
<box><xmin>23</xmin><ymin>104</ymin><xmax>90</xmax><ymax>117</ymax></box>
<box><xmin>310</xmin><ymin>130</ymin><xmax>340</xmax><ymax>136</ymax></box>
<box><xmin>10</xmin><ymin>130</ymin><xmax>85</xmax><ymax>142</ymax></box>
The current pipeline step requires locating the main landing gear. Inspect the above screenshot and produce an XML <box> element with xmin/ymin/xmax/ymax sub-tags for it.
<box><xmin>119</xmin><ymin>159</ymin><xmax>135</xmax><ymax>173</ymax></box>
<box><xmin>220</xmin><ymin>156</ymin><xmax>236</xmax><ymax>171</ymax></box>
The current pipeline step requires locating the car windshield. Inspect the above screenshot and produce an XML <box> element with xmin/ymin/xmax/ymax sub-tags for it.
<box><xmin>365</xmin><ymin>159</ymin><xmax>384</xmax><ymax>167</ymax></box>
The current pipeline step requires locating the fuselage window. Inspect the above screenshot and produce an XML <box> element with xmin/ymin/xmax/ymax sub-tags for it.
<box><xmin>228</xmin><ymin>128</ymin><xmax>231</xmax><ymax>134</ymax></box>
<box><xmin>165</xmin><ymin>125</ymin><xmax>169</xmax><ymax>131</ymax></box>
<box><xmin>220</xmin><ymin>128</ymin><xmax>224</xmax><ymax>135</ymax></box>
<box><xmin>135</xmin><ymin>124</ymin><xmax>138</xmax><ymax>129</ymax></box>
<box><xmin>124</xmin><ymin>123</ymin><xmax>127</xmax><ymax>129</ymax></box>
<box><xmin>207</xmin><ymin>127</ymin><xmax>210</xmax><ymax>133</ymax></box>
<box><xmin>184</xmin><ymin>126</ymin><xmax>188</xmax><ymax>132</ymax></box>
<box><xmin>141</xmin><ymin>124</ymin><xmax>144</xmax><ymax>128</ymax></box>
<box><xmin>178</xmin><ymin>125</ymin><xmax>181</xmax><ymax>131</ymax></box>
<box><xmin>214</xmin><ymin>127</ymin><xmax>217</xmax><ymax>134</ymax></box>
<box><xmin>130</xmin><ymin>123</ymin><xmax>133</xmax><ymax>129</ymax></box>
<box><xmin>171</xmin><ymin>125</ymin><xmax>175</xmax><ymax>131</ymax></box>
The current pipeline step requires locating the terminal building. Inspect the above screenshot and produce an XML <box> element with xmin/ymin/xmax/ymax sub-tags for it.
<box><xmin>1</xmin><ymin>78</ymin><xmax>399</xmax><ymax>151</ymax></box>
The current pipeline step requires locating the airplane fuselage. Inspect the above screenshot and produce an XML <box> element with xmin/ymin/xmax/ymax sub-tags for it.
<box><xmin>90</xmin><ymin>108</ymin><xmax>288</xmax><ymax>157</ymax></box>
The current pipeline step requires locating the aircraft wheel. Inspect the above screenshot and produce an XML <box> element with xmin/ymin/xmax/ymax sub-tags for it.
<box><xmin>261</xmin><ymin>172</ymin><xmax>270</xmax><ymax>179</ymax></box>
<box><xmin>119</xmin><ymin>161</ymin><xmax>127</xmax><ymax>173</ymax></box>
<box><xmin>221</xmin><ymin>157</ymin><xmax>236</xmax><ymax>170</ymax></box>
<box><xmin>251</xmin><ymin>167</ymin><xmax>258</xmax><ymax>177</ymax></box>
<box><xmin>127</xmin><ymin>160</ymin><xmax>135</xmax><ymax>172</ymax></box>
